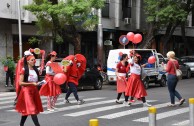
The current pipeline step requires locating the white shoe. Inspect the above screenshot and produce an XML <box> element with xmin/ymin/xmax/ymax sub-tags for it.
<box><xmin>116</xmin><ymin>99</ymin><xmax>123</xmax><ymax>104</ymax></box>
<box><xmin>64</xmin><ymin>100</ymin><xmax>71</xmax><ymax>104</ymax></box>
<box><xmin>77</xmin><ymin>99</ymin><xmax>85</xmax><ymax>105</ymax></box>
<box><xmin>47</xmin><ymin>108</ymin><xmax>54</xmax><ymax>111</ymax></box>
<box><xmin>52</xmin><ymin>106</ymin><xmax>58</xmax><ymax>110</ymax></box>
<box><xmin>123</xmin><ymin>101</ymin><xmax>131</xmax><ymax>106</ymax></box>
<box><xmin>143</xmin><ymin>102</ymin><xmax>152</xmax><ymax>107</ymax></box>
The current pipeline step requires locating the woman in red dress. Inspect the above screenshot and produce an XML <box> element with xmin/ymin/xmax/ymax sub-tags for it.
<box><xmin>39</xmin><ymin>51</ymin><xmax>62</xmax><ymax>111</ymax></box>
<box><xmin>15</xmin><ymin>51</ymin><xmax>43</xmax><ymax>126</ymax></box>
<box><xmin>115</xmin><ymin>54</ymin><xmax>128</xmax><ymax>104</ymax></box>
<box><xmin>125</xmin><ymin>54</ymin><xmax>151</xmax><ymax>107</ymax></box>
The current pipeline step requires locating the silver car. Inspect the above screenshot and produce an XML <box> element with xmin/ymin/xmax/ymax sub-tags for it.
<box><xmin>180</xmin><ymin>56</ymin><xmax>194</xmax><ymax>75</ymax></box>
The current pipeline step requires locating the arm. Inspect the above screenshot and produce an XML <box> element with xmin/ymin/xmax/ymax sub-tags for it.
<box><xmin>164</xmin><ymin>61</ymin><xmax>171</xmax><ymax>72</ymax></box>
<box><xmin>46</xmin><ymin>66</ymin><xmax>55</xmax><ymax>75</ymax></box>
<box><xmin>141</xmin><ymin>63</ymin><xmax>148</xmax><ymax>68</ymax></box>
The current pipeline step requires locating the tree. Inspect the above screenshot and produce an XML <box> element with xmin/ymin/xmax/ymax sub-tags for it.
<box><xmin>140</xmin><ymin>0</ymin><xmax>194</xmax><ymax>54</ymax></box>
<box><xmin>24</xmin><ymin>0</ymin><xmax>105</xmax><ymax>54</ymax></box>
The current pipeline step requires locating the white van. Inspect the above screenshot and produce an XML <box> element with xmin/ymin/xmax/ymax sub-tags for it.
<box><xmin>107</xmin><ymin>49</ymin><xmax>167</xmax><ymax>88</ymax></box>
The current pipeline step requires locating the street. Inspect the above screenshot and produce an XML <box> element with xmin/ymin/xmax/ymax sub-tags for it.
<box><xmin>0</xmin><ymin>78</ymin><xmax>194</xmax><ymax>126</ymax></box>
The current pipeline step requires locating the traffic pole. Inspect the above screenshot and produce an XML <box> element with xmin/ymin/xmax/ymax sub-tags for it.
<box><xmin>89</xmin><ymin>119</ymin><xmax>98</xmax><ymax>126</ymax></box>
<box><xmin>189</xmin><ymin>98</ymin><xmax>194</xmax><ymax>126</ymax></box>
<box><xmin>148</xmin><ymin>107</ymin><xmax>157</xmax><ymax>126</ymax></box>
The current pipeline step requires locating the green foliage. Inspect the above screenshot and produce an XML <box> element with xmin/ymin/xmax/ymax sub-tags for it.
<box><xmin>0</xmin><ymin>56</ymin><xmax>15</xmax><ymax>72</ymax></box>
<box><xmin>28</xmin><ymin>37</ymin><xmax>41</xmax><ymax>44</ymax></box>
<box><xmin>24</xmin><ymin>0</ymin><xmax>105</xmax><ymax>43</ymax></box>
<box><xmin>144</xmin><ymin>0</ymin><xmax>189</xmax><ymax>28</ymax></box>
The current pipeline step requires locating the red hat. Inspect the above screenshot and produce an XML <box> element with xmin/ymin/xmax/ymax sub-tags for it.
<box><xmin>50</xmin><ymin>51</ymin><xmax>57</xmax><ymax>56</ymax></box>
<box><xmin>135</xmin><ymin>53</ymin><xmax>142</xmax><ymax>60</ymax></box>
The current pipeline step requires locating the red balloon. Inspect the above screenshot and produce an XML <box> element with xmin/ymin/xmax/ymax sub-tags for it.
<box><xmin>148</xmin><ymin>56</ymin><xmax>156</xmax><ymax>64</ymax></box>
<box><xmin>126</xmin><ymin>32</ymin><xmax>134</xmax><ymax>41</ymax></box>
<box><xmin>53</xmin><ymin>73</ymin><xmax>67</xmax><ymax>85</ymax></box>
<box><xmin>133</xmin><ymin>34</ymin><xmax>142</xmax><ymax>44</ymax></box>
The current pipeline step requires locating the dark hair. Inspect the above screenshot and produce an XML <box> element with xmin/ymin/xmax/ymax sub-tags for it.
<box><xmin>23</xmin><ymin>57</ymin><xmax>39</xmax><ymax>82</ymax></box>
<box><xmin>45</xmin><ymin>53</ymin><xmax>52</xmax><ymax>63</ymax></box>
<box><xmin>134</xmin><ymin>55</ymin><xmax>141</xmax><ymax>65</ymax></box>
<box><xmin>120</xmin><ymin>54</ymin><xmax>128</xmax><ymax>61</ymax></box>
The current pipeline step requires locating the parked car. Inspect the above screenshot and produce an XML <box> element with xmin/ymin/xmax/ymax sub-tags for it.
<box><xmin>165</xmin><ymin>57</ymin><xmax>192</xmax><ymax>79</ymax></box>
<box><xmin>39</xmin><ymin>59</ymin><xmax>103</xmax><ymax>92</ymax></box>
<box><xmin>180</xmin><ymin>56</ymin><xmax>194</xmax><ymax>74</ymax></box>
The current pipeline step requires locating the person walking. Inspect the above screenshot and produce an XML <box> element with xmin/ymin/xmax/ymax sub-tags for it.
<box><xmin>124</xmin><ymin>53</ymin><xmax>151</xmax><ymax>107</ymax></box>
<box><xmin>63</xmin><ymin>54</ymin><xmax>86</xmax><ymax>105</ymax></box>
<box><xmin>115</xmin><ymin>54</ymin><xmax>128</xmax><ymax>104</ymax></box>
<box><xmin>4</xmin><ymin>56</ymin><xmax>15</xmax><ymax>87</ymax></box>
<box><xmin>39</xmin><ymin>51</ymin><xmax>62</xmax><ymax>111</ymax></box>
<box><xmin>164</xmin><ymin>51</ymin><xmax>185</xmax><ymax>106</ymax></box>
<box><xmin>15</xmin><ymin>51</ymin><xmax>43</xmax><ymax>126</ymax></box>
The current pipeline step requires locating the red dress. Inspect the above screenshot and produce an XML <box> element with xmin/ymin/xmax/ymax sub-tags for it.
<box><xmin>15</xmin><ymin>69</ymin><xmax>43</xmax><ymax>116</ymax></box>
<box><xmin>125</xmin><ymin>63</ymin><xmax>147</xmax><ymax>98</ymax></box>
<box><xmin>116</xmin><ymin>62</ymin><xmax>127</xmax><ymax>93</ymax></box>
<box><xmin>39</xmin><ymin>62</ymin><xmax>62</xmax><ymax>96</ymax></box>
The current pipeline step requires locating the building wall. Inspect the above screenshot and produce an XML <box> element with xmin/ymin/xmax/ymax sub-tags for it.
<box><xmin>0</xmin><ymin>19</ymin><xmax>13</xmax><ymax>83</ymax></box>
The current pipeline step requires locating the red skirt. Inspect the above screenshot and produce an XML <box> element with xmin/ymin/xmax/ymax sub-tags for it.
<box><xmin>117</xmin><ymin>76</ymin><xmax>127</xmax><ymax>93</ymax></box>
<box><xmin>15</xmin><ymin>85</ymin><xmax>43</xmax><ymax>116</ymax></box>
<box><xmin>125</xmin><ymin>74</ymin><xmax>147</xmax><ymax>98</ymax></box>
<box><xmin>39</xmin><ymin>75</ymin><xmax>62</xmax><ymax>96</ymax></box>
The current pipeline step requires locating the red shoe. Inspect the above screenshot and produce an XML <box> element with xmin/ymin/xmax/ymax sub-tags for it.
<box><xmin>129</xmin><ymin>100</ymin><xmax>136</xmax><ymax>103</ymax></box>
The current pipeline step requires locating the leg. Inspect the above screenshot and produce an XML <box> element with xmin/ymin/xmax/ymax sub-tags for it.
<box><xmin>5</xmin><ymin>72</ymin><xmax>9</xmax><ymax>86</ymax></box>
<box><xmin>167</xmin><ymin>75</ymin><xmax>176</xmax><ymax>104</ymax></box>
<box><xmin>20</xmin><ymin>115</ymin><xmax>28</xmax><ymax>126</ymax></box>
<box><xmin>31</xmin><ymin>114</ymin><xmax>40</xmax><ymax>126</ymax></box>
<box><xmin>65</xmin><ymin>83</ymin><xmax>73</xmax><ymax>100</ymax></box>
<box><xmin>52</xmin><ymin>95</ymin><xmax>59</xmax><ymax>108</ymax></box>
<box><xmin>142</xmin><ymin>97</ymin><xmax>146</xmax><ymax>103</ymax></box>
<box><xmin>10</xmin><ymin>72</ymin><xmax>14</xmax><ymax>86</ymax></box>
<box><xmin>47</xmin><ymin>96</ymin><xmax>52</xmax><ymax>109</ymax></box>
<box><xmin>116</xmin><ymin>93</ymin><xmax>122</xmax><ymax>100</ymax></box>
<box><xmin>70</xmin><ymin>84</ymin><xmax>79</xmax><ymax>101</ymax></box>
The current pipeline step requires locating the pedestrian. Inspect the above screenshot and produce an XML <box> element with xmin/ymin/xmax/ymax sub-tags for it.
<box><xmin>3</xmin><ymin>56</ymin><xmax>15</xmax><ymax>87</ymax></box>
<box><xmin>164</xmin><ymin>51</ymin><xmax>185</xmax><ymax>106</ymax></box>
<box><xmin>39</xmin><ymin>51</ymin><xmax>62</xmax><ymax>111</ymax></box>
<box><xmin>15</xmin><ymin>51</ymin><xmax>43</xmax><ymax>126</ymax></box>
<box><xmin>63</xmin><ymin>55</ymin><xmax>86</xmax><ymax>105</ymax></box>
<box><xmin>115</xmin><ymin>54</ymin><xmax>128</xmax><ymax>104</ymax></box>
<box><xmin>124</xmin><ymin>53</ymin><xmax>152</xmax><ymax>107</ymax></box>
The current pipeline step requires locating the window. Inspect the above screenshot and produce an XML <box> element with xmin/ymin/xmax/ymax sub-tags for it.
<box><xmin>102</xmin><ymin>0</ymin><xmax>110</xmax><ymax>18</ymax></box>
<box><xmin>122</xmin><ymin>0</ymin><xmax>132</xmax><ymax>18</ymax></box>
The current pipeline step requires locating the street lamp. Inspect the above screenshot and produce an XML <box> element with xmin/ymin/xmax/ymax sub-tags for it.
<box><xmin>18</xmin><ymin>0</ymin><xmax>22</xmax><ymax>58</ymax></box>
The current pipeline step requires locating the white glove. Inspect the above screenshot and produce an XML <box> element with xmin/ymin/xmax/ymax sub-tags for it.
<box><xmin>77</xmin><ymin>63</ymin><xmax>81</xmax><ymax>67</ymax></box>
<box><xmin>24</xmin><ymin>50</ymin><xmax>33</xmax><ymax>56</ymax></box>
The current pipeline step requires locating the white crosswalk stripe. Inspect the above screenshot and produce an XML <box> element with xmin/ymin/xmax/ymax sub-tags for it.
<box><xmin>0</xmin><ymin>92</ymin><xmax>190</xmax><ymax>125</ymax></box>
<box><xmin>64</xmin><ymin>100</ymin><xmax>157</xmax><ymax>117</ymax></box>
<box><xmin>133</xmin><ymin>107</ymin><xmax>189</xmax><ymax>122</ymax></box>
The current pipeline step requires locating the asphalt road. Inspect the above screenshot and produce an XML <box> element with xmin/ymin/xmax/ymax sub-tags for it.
<box><xmin>0</xmin><ymin>78</ymin><xmax>194</xmax><ymax>126</ymax></box>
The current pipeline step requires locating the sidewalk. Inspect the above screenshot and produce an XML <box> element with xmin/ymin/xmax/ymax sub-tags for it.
<box><xmin>0</xmin><ymin>82</ymin><xmax>15</xmax><ymax>92</ymax></box>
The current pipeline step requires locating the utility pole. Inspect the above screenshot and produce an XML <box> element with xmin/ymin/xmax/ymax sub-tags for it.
<box><xmin>97</xmin><ymin>9</ymin><xmax>103</xmax><ymax>66</ymax></box>
<box><xmin>18</xmin><ymin>0</ymin><xmax>22</xmax><ymax>58</ymax></box>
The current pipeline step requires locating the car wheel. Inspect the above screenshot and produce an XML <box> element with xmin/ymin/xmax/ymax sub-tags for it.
<box><xmin>143</xmin><ymin>78</ymin><xmax>149</xmax><ymax>89</ymax></box>
<box><xmin>186</xmin><ymin>70</ymin><xmax>191</xmax><ymax>79</ymax></box>
<box><xmin>94</xmin><ymin>78</ymin><xmax>103</xmax><ymax>90</ymax></box>
<box><xmin>160</xmin><ymin>76</ymin><xmax>166</xmax><ymax>87</ymax></box>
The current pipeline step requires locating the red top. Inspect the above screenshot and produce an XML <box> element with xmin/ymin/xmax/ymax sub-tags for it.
<box><xmin>166</xmin><ymin>60</ymin><xmax>179</xmax><ymax>75</ymax></box>
<box><xmin>116</xmin><ymin>62</ymin><xmax>127</xmax><ymax>73</ymax></box>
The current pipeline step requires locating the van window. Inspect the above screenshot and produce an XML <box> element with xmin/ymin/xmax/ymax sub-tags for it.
<box><xmin>138</xmin><ymin>51</ymin><xmax>155</xmax><ymax>68</ymax></box>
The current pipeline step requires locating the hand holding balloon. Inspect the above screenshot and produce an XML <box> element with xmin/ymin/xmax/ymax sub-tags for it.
<box><xmin>148</xmin><ymin>56</ymin><xmax>156</xmax><ymax>64</ymax></box>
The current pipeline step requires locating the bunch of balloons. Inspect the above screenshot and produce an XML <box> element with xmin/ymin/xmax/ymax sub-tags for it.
<box><xmin>126</xmin><ymin>32</ymin><xmax>142</xmax><ymax>44</ymax></box>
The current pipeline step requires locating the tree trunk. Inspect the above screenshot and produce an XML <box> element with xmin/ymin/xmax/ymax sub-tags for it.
<box><xmin>73</xmin><ymin>34</ymin><xmax>81</xmax><ymax>54</ymax></box>
<box><xmin>138</xmin><ymin>23</ymin><xmax>156</xmax><ymax>49</ymax></box>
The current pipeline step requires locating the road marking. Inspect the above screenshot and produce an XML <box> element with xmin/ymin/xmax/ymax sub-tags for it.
<box><xmin>42</xmin><ymin>98</ymin><xmax>114</xmax><ymax>114</ymax></box>
<box><xmin>64</xmin><ymin>100</ymin><xmax>157</xmax><ymax>117</ymax></box>
<box><xmin>172</xmin><ymin>120</ymin><xmax>189</xmax><ymax>125</ymax></box>
<box><xmin>98</xmin><ymin>102</ymin><xmax>171</xmax><ymax>119</ymax></box>
<box><xmin>0</xmin><ymin>92</ymin><xmax>16</xmax><ymax>96</ymax></box>
<box><xmin>133</xmin><ymin>108</ymin><xmax>189</xmax><ymax>122</ymax></box>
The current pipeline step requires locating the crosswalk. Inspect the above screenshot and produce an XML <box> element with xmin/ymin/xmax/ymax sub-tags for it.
<box><xmin>0</xmin><ymin>92</ymin><xmax>190</xmax><ymax>126</ymax></box>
